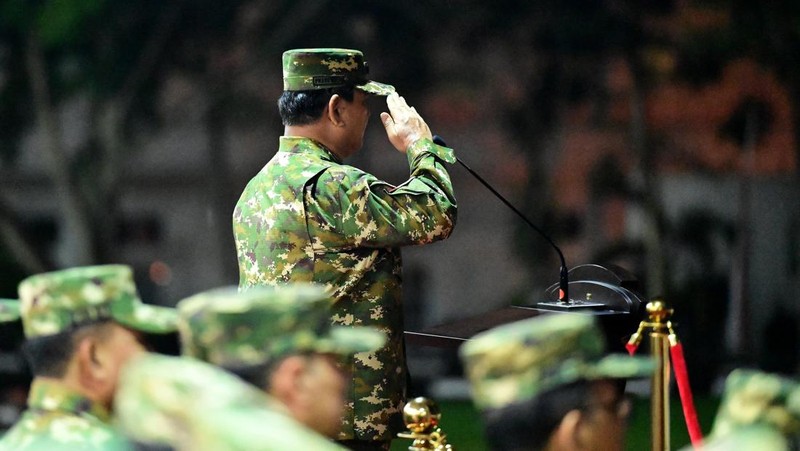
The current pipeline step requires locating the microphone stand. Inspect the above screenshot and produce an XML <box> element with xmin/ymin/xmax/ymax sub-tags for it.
<box><xmin>433</xmin><ymin>135</ymin><xmax>602</xmax><ymax>309</ymax></box>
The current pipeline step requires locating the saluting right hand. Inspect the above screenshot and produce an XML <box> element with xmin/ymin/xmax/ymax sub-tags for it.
<box><xmin>380</xmin><ymin>92</ymin><xmax>433</xmax><ymax>154</ymax></box>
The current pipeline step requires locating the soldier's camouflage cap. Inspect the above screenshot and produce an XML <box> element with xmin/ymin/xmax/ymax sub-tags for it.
<box><xmin>177</xmin><ymin>284</ymin><xmax>386</xmax><ymax>369</ymax></box>
<box><xmin>116</xmin><ymin>354</ymin><xmax>344</xmax><ymax>451</ymax></box>
<box><xmin>0</xmin><ymin>298</ymin><xmax>20</xmax><ymax>322</ymax></box>
<box><xmin>708</xmin><ymin>369</ymin><xmax>800</xmax><ymax>442</ymax></box>
<box><xmin>679</xmin><ymin>425</ymin><xmax>789</xmax><ymax>451</ymax></box>
<box><xmin>459</xmin><ymin>313</ymin><xmax>656</xmax><ymax>410</ymax></box>
<box><xmin>283</xmin><ymin>48</ymin><xmax>395</xmax><ymax>96</ymax></box>
<box><xmin>17</xmin><ymin>265</ymin><xmax>177</xmax><ymax>338</ymax></box>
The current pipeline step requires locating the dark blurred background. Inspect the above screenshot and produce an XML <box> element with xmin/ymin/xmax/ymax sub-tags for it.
<box><xmin>1</xmin><ymin>0</ymin><xmax>799</xmax><ymax>447</ymax></box>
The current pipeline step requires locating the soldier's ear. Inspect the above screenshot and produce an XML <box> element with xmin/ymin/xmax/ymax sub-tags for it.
<box><xmin>270</xmin><ymin>355</ymin><xmax>308</xmax><ymax>401</ymax></box>
<box><xmin>327</xmin><ymin>94</ymin><xmax>345</xmax><ymax>127</ymax></box>
<box><xmin>551</xmin><ymin>409</ymin><xmax>584</xmax><ymax>449</ymax></box>
<box><xmin>75</xmin><ymin>335</ymin><xmax>103</xmax><ymax>388</ymax></box>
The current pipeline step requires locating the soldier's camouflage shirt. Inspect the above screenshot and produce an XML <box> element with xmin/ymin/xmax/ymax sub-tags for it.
<box><xmin>233</xmin><ymin>136</ymin><xmax>457</xmax><ymax>441</ymax></box>
<box><xmin>0</xmin><ymin>379</ymin><xmax>131</xmax><ymax>450</ymax></box>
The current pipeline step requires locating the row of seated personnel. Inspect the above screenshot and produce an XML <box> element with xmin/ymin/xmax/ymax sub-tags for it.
<box><xmin>0</xmin><ymin>264</ymin><xmax>798</xmax><ymax>450</ymax></box>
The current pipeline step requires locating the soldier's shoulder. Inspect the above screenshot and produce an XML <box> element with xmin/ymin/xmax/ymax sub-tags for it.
<box><xmin>316</xmin><ymin>163</ymin><xmax>375</xmax><ymax>188</ymax></box>
<box><xmin>0</xmin><ymin>410</ymin><xmax>129</xmax><ymax>451</ymax></box>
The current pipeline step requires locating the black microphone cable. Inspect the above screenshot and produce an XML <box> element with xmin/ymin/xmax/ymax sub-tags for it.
<box><xmin>433</xmin><ymin>134</ymin><xmax>570</xmax><ymax>303</ymax></box>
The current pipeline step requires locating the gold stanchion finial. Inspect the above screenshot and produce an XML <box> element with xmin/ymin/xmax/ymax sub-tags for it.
<box><xmin>646</xmin><ymin>298</ymin><xmax>673</xmax><ymax>324</ymax></box>
<box><xmin>397</xmin><ymin>397</ymin><xmax>454</xmax><ymax>450</ymax></box>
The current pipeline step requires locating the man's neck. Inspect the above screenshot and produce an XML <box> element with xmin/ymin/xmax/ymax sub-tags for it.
<box><xmin>284</xmin><ymin>125</ymin><xmax>343</xmax><ymax>160</ymax></box>
<box><xmin>44</xmin><ymin>362</ymin><xmax>108</xmax><ymax>410</ymax></box>
<box><xmin>28</xmin><ymin>377</ymin><xmax>111</xmax><ymax>421</ymax></box>
<box><xmin>33</xmin><ymin>376</ymin><xmax>85</xmax><ymax>396</ymax></box>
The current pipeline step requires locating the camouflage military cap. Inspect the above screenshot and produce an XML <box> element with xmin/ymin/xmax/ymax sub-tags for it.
<box><xmin>283</xmin><ymin>48</ymin><xmax>395</xmax><ymax>95</ymax></box>
<box><xmin>459</xmin><ymin>313</ymin><xmax>655</xmax><ymax>410</ymax></box>
<box><xmin>0</xmin><ymin>298</ymin><xmax>20</xmax><ymax>322</ymax></box>
<box><xmin>17</xmin><ymin>265</ymin><xmax>177</xmax><ymax>338</ymax></box>
<box><xmin>708</xmin><ymin>369</ymin><xmax>800</xmax><ymax>441</ymax></box>
<box><xmin>177</xmin><ymin>284</ymin><xmax>386</xmax><ymax>369</ymax></box>
<box><xmin>679</xmin><ymin>425</ymin><xmax>789</xmax><ymax>451</ymax></box>
<box><xmin>116</xmin><ymin>354</ymin><xmax>346</xmax><ymax>450</ymax></box>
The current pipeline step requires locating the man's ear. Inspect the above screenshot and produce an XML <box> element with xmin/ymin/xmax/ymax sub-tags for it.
<box><xmin>551</xmin><ymin>409</ymin><xmax>585</xmax><ymax>449</ymax></box>
<box><xmin>270</xmin><ymin>356</ymin><xmax>308</xmax><ymax>403</ymax></box>
<box><xmin>326</xmin><ymin>94</ymin><xmax>345</xmax><ymax>127</ymax></box>
<box><xmin>75</xmin><ymin>336</ymin><xmax>104</xmax><ymax>391</ymax></box>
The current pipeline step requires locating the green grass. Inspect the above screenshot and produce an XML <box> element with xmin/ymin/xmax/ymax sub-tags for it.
<box><xmin>391</xmin><ymin>396</ymin><xmax>721</xmax><ymax>451</ymax></box>
<box><xmin>627</xmin><ymin>396</ymin><xmax>721</xmax><ymax>450</ymax></box>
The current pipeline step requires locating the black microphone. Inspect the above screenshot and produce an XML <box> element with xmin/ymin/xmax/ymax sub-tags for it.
<box><xmin>432</xmin><ymin>134</ymin><xmax>570</xmax><ymax>304</ymax></box>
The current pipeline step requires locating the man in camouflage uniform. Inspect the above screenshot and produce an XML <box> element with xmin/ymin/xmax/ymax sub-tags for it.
<box><xmin>459</xmin><ymin>314</ymin><xmax>655</xmax><ymax>451</ymax></box>
<box><xmin>232</xmin><ymin>48</ymin><xmax>457</xmax><ymax>450</ymax></box>
<box><xmin>116</xmin><ymin>353</ymin><xmax>348</xmax><ymax>450</ymax></box>
<box><xmin>682</xmin><ymin>369</ymin><xmax>800</xmax><ymax>451</ymax></box>
<box><xmin>175</xmin><ymin>283</ymin><xmax>386</xmax><ymax>442</ymax></box>
<box><xmin>0</xmin><ymin>265</ymin><xmax>178</xmax><ymax>451</ymax></box>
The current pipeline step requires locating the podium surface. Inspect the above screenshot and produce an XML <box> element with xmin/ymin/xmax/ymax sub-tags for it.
<box><xmin>405</xmin><ymin>305</ymin><xmax>637</xmax><ymax>352</ymax></box>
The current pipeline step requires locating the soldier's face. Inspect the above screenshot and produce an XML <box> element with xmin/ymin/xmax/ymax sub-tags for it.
<box><xmin>295</xmin><ymin>353</ymin><xmax>348</xmax><ymax>438</ymax></box>
<box><xmin>339</xmin><ymin>90</ymin><xmax>371</xmax><ymax>158</ymax></box>
<box><xmin>91</xmin><ymin>323</ymin><xmax>148</xmax><ymax>409</ymax></box>
<box><xmin>575</xmin><ymin>379</ymin><xmax>631</xmax><ymax>451</ymax></box>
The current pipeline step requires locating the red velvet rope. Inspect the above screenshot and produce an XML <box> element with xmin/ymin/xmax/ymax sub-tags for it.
<box><xmin>625</xmin><ymin>333</ymin><xmax>704</xmax><ymax>448</ymax></box>
<box><xmin>670</xmin><ymin>342</ymin><xmax>704</xmax><ymax>448</ymax></box>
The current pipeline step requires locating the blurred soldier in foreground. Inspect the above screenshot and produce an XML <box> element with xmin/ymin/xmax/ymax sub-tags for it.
<box><xmin>0</xmin><ymin>299</ymin><xmax>19</xmax><ymax>322</ymax></box>
<box><xmin>176</xmin><ymin>284</ymin><xmax>385</xmax><ymax>441</ymax></box>
<box><xmin>682</xmin><ymin>369</ymin><xmax>800</xmax><ymax>451</ymax></box>
<box><xmin>459</xmin><ymin>314</ymin><xmax>655</xmax><ymax>451</ymax></box>
<box><xmin>0</xmin><ymin>299</ymin><xmax>27</xmax><ymax>433</ymax></box>
<box><xmin>0</xmin><ymin>265</ymin><xmax>178</xmax><ymax>451</ymax></box>
<box><xmin>115</xmin><ymin>353</ymin><xmax>347</xmax><ymax>450</ymax></box>
<box><xmin>232</xmin><ymin>48</ymin><xmax>457</xmax><ymax>450</ymax></box>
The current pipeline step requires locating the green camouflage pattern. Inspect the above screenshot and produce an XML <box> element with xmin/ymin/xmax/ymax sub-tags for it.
<box><xmin>459</xmin><ymin>314</ymin><xmax>655</xmax><ymax>410</ymax></box>
<box><xmin>0</xmin><ymin>379</ymin><xmax>131</xmax><ymax>451</ymax></box>
<box><xmin>176</xmin><ymin>284</ymin><xmax>385</xmax><ymax>368</ymax></box>
<box><xmin>678</xmin><ymin>425</ymin><xmax>789</xmax><ymax>451</ymax></box>
<box><xmin>283</xmin><ymin>48</ymin><xmax>395</xmax><ymax>95</ymax></box>
<box><xmin>17</xmin><ymin>265</ymin><xmax>177</xmax><ymax>338</ymax></box>
<box><xmin>0</xmin><ymin>298</ymin><xmax>19</xmax><ymax>322</ymax></box>
<box><xmin>115</xmin><ymin>353</ymin><xmax>346</xmax><ymax>450</ymax></box>
<box><xmin>708</xmin><ymin>369</ymin><xmax>800</xmax><ymax>442</ymax></box>
<box><xmin>232</xmin><ymin>136</ymin><xmax>457</xmax><ymax>441</ymax></box>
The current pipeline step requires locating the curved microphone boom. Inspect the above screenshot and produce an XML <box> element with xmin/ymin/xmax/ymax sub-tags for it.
<box><xmin>432</xmin><ymin>135</ymin><xmax>570</xmax><ymax>304</ymax></box>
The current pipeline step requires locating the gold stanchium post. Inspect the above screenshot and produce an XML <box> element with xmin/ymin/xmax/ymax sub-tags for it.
<box><xmin>397</xmin><ymin>397</ymin><xmax>454</xmax><ymax>450</ymax></box>
<box><xmin>626</xmin><ymin>298</ymin><xmax>674</xmax><ymax>451</ymax></box>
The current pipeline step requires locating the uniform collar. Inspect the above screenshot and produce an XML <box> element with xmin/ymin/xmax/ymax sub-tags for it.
<box><xmin>27</xmin><ymin>378</ymin><xmax>112</xmax><ymax>423</ymax></box>
<box><xmin>279</xmin><ymin>136</ymin><xmax>341</xmax><ymax>164</ymax></box>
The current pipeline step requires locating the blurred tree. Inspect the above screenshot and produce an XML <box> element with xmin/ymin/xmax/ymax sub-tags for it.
<box><xmin>492</xmin><ymin>0</ymin><xmax>675</xmax><ymax>297</ymax></box>
<box><xmin>671</xmin><ymin>1</ymin><xmax>800</xmax><ymax>362</ymax></box>
<box><xmin>668</xmin><ymin>208</ymin><xmax>736</xmax><ymax>390</ymax></box>
<box><xmin>610</xmin><ymin>1</ymin><xmax>674</xmax><ymax>297</ymax></box>
<box><xmin>675</xmin><ymin>0</ymin><xmax>800</xmax><ymax>174</ymax></box>
<box><xmin>0</xmin><ymin>0</ymin><xmax>184</xmax><ymax>270</ymax></box>
<box><xmin>0</xmin><ymin>0</ymin><xmax>337</xmax><ymax>278</ymax></box>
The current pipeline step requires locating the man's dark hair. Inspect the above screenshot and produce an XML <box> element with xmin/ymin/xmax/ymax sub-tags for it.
<box><xmin>482</xmin><ymin>381</ymin><xmax>592</xmax><ymax>451</ymax></box>
<box><xmin>278</xmin><ymin>85</ymin><xmax>356</xmax><ymax>126</ymax></box>
<box><xmin>483</xmin><ymin>379</ymin><xmax>629</xmax><ymax>451</ymax></box>
<box><xmin>21</xmin><ymin>320</ymin><xmax>113</xmax><ymax>378</ymax></box>
<box><xmin>224</xmin><ymin>357</ymin><xmax>288</xmax><ymax>392</ymax></box>
<box><xmin>224</xmin><ymin>352</ymin><xmax>322</xmax><ymax>392</ymax></box>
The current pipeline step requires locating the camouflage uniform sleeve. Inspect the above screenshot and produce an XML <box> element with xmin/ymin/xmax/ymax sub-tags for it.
<box><xmin>309</xmin><ymin>138</ymin><xmax>457</xmax><ymax>249</ymax></box>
